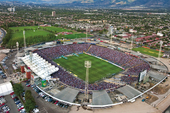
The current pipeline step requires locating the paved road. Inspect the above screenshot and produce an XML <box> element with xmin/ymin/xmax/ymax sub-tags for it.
<box><xmin>4</xmin><ymin>95</ymin><xmax>19</xmax><ymax>113</ymax></box>
<box><xmin>5</xmin><ymin>51</ymin><xmax>17</xmax><ymax>75</ymax></box>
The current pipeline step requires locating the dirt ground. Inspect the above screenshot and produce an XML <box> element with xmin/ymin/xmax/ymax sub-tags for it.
<box><xmin>0</xmin><ymin>53</ymin><xmax>6</xmax><ymax>61</ymax></box>
<box><xmin>145</xmin><ymin>94</ymin><xmax>158</xmax><ymax>104</ymax></box>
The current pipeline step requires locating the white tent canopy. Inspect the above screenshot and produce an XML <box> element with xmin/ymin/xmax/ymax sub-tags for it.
<box><xmin>0</xmin><ymin>82</ymin><xmax>13</xmax><ymax>96</ymax></box>
<box><xmin>21</xmin><ymin>53</ymin><xmax>59</xmax><ymax>79</ymax></box>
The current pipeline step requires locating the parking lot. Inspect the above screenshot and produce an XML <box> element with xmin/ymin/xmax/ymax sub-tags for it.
<box><xmin>4</xmin><ymin>95</ymin><xmax>19</xmax><ymax>113</ymax></box>
<box><xmin>22</xmin><ymin>82</ymin><xmax>70</xmax><ymax>113</ymax></box>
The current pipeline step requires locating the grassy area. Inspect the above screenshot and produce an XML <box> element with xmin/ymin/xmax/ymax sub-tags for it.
<box><xmin>7</xmin><ymin>26</ymin><xmax>92</xmax><ymax>47</ymax></box>
<box><xmin>41</xmin><ymin>26</ymin><xmax>72</xmax><ymax>32</ymax></box>
<box><xmin>132</xmin><ymin>47</ymin><xmax>163</xmax><ymax>57</ymax></box>
<box><xmin>54</xmin><ymin>54</ymin><xmax>122</xmax><ymax>83</ymax></box>
<box><xmin>62</xmin><ymin>33</ymin><xmax>92</xmax><ymax>39</ymax></box>
<box><xmin>11</xmin><ymin>29</ymin><xmax>52</xmax><ymax>39</ymax></box>
<box><xmin>10</xmin><ymin>26</ymin><xmax>39</xmax><ymax>31</ymax></box>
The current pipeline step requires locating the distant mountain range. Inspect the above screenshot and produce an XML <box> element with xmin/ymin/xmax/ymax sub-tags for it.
<box><xmin>1</xmin><ymin>0</ymin><xmax>170</xmax><ymax>8</ymax></box>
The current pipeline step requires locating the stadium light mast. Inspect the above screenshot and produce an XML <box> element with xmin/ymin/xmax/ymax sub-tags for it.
<box><xmin>86</xmin><ymin>26</ymin><xmax>88</xmax><ymax>42</ymax></box>
<box><xmin>158</xmin><ymin>40</ymin><xmax>163</xmax><ymax>62</ymax></box>
<box><xmin>131</xmin><ymin>35</ymin><xmax>134</xmax><ymax>49</ymax></box>
<box><xmin>85</xmin><ymin>61</ymin><xmax>91</xmax><ymax>100</ymax></box>
<box><xmin>23</xmin><ymin>30</ymin><xmax>26</xmax><ymax>55</ymax></box>
<box><xmin>16</xmin><ymin>42</ymin><xmax>19</xmax><ymax>54</ymax></box>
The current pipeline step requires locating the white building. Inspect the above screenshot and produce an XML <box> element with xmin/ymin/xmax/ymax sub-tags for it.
<box><xmin>13</xmin><ymin>7</ymin><xmax>15</xmax><ymax>12</ymax></box>
<box><xmin>157</xmin><ymin>32</ymin><xmax>163</xmax><ymax>37</ymax></box>
<box><xmin>7</xmin><ymin>8</ymin><xmax>13</xmax><ymax>12</ymax></box>
<box><xmin>7</xmin><ymin>7</ymin><xmax>15</xmax><ymax>12</ymax></box>
<box><xmin>52</xmin><ymin>11</ymin><xmax>56</xmax><ymax>17</ymax></box>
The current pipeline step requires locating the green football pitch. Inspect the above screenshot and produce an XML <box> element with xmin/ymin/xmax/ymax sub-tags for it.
<box><xmin>132</xmin><ymin>47</ymin><xmax>163</xmax><ymax>57</ymax></box>
<box><xmin>54</xmin><ymin>53</ymin><xmax>123</xmax><ymax>83</ymax></box>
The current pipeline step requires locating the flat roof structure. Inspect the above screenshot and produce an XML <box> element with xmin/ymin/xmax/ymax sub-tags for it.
<box><xmin>130</xmin><ymin>51</ymin><xmax>142</xmax><ymax>56</ymax></box>
<box><xmin>0</xmin><ymin>82</ymin><xmax>13</xmax><ymax>96</ymax></box>
<box><xmin>117</xmin><ymin>85</ymin><xmax>142</xmax><ymax>100</ymax></box>
<box><xmin>151</xmin><ymin>64</ymin><xmax>167</xmax><ymax>71</ymax></box>
<box><xmin>145</xmin><ymin>58</ymin><xmax>157</xmax><ymax>62</ymax></box>
<box><xmin>92</xmin><ymin>90</ymin><xmax>113</xmax><ymax>105</ymax></box>
<box><xmin>148</xmin><ymin>71</ymin><xmax>165</xmax><ymax>81</ymax></box>
<box><xmin>54</xmin><ymin>87</ymin><xmax>79</xmax><ymax>103</ymax></box>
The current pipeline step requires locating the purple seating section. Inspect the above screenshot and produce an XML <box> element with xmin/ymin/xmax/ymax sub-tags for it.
<box><xmin>34</xmin><ymin>44</ymin><xmax>150</xmax><ymax>90</ymax></box>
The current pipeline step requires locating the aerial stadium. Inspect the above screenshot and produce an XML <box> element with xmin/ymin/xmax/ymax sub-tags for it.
<box><xmin>19</xmin><ymin>41</ymin><xmax>168</xmax><ymax>108</ymax></box>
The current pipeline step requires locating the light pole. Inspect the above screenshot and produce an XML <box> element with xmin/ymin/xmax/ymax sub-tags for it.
<box><xmin>84</xmin><ymin>61</ymin><xmax>91</xmax><ymax>100</ymax></box>
<box><xmin>86</xmin><ymin>26</ymin><xmax>88</xmax><ymax>42</ymax></box>
<box><xmin>16</xmin><ymin>42</ymin><xmax>19</xmax><ymax>54</ymax></box>
<box><xmin>131</xmin><ymin>35</ymin><xmax>134</xmax><ymax>49</ymax></box>
<box><xmin>23</xmin><ymin>30</ymin><xmax>26</xmax><ymax>55</ymax></box>
<box><xmin>158</xmin><ymin>40</ymin><xmax>163</xmax><ymax>61</ymax></box>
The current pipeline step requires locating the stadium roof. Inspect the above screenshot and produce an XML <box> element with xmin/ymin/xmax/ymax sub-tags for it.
<box><xmin>25</xmin><ymin>47</ymin><xmax>37</xmax><ymax>51</ymax></box>
<box><xmin>21</xmin><ymin>53</ymin><xmax>59</xmax><ymax>79</ymax></box>
<box><xmin>148</xmin><ymin>71</ymin><xmax>165</xmax><ymax>81</ymax></box>
<box><xmin>117</xmin><ymin>85</ymin><xmax>142</xmax><ymax>100</ymax></box>
<box><xmin>130</xmin><ymin>51</ymin><xmax>142</xmax><ymax>56</ymax></box>
<box><xmin>0</xmin><ymin>82</ymin><xmax>13</xmax><ymax>97</ymax></box>
<box><xmin>151</xmin><ymin>64</ymin><xmax>167</xmax><ymax>71</ymax></box>
<box><xmin>92</xmin><ymin>90</ymin><xmax>113</xmax><ymax>105</ymax></box>
<box><xmin>54</xmin><ymin>87</ymin><xmax>79</xmax><ymax>103</ymax></box>
<box><xmin>145</xmin><ymin>58</ymin><xmax>157</xmax><ymax>62</ymax></box>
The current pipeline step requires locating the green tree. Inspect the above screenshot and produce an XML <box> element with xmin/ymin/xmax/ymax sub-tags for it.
<box><xmin>24</xmin><ymin>90</ymin><xmax>36</xmax><ymax>112</ymax></box>
<box><xmin>12</xmin><ymin>83</ymin><xmax>23</xmax><ymax>96</ymax></box>
<box><xmin>24</xmin><ymin>99</ymin><xmax>36</xmax><ymax>112</ymax></box>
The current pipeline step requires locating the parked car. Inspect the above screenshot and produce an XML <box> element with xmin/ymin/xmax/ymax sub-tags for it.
<box><xmin>13</xmin><ymin>97</ymin><xmax>19</xmax><ymax>102</ymax></box>
<box><xmin>10</xmin><ymin>92</ymin><xmax>14</xmax><ymax>95</ymax></box>
<box><xmin>11</xmin><ymin>94</ymin><xmax>16</xmax><ymax>99</ymax></box>
<box><xmin>20</xmin><ymin>108</ymin><xmax>26</xmax><ymax>113</ymax></box>
<box><xmin>54</xmin><ymin>100</ymin><xmax>59</xmax><ymax>104</ymax></box>
<box><xmin>17</xmin><ymin>103</ymin><xmax>24</xmax><ymax>111</ymax></box>
<box><xmin>2</xmin><ymin>75</ymin><xmax>7</xmax><ymax>79</ymax></box>
<box><xmin>25</xmin><ymin>83</ymin><xmax>30</xmax><ymax>87</ymax></box>
<box><xmin>39</xmin><ymin>92</ymin><xmax>45</xmax><ymax>98</ymax></box>
<box><xmin>2</xmin><ymin>105</ymin><xmax>10</xmax><ymax>112</ymax></box>
<box><xmin>32</xmin><ymin>108</ymin><xmax>39</xmax><ymax>113</ymax></box>
<box><xmin>0</xmin><ymin>97</ymin><xmax>6</xmax><ymax>104</ymax></box>
<box><xmin>0</xmin><ymin>103</ymin><xmax>5</xmax><ymax>107</ymax></box>
<box><xmin>15</xmin><ymin>100</ymin><xmax>20</xmax><ymax>104</ymax></box>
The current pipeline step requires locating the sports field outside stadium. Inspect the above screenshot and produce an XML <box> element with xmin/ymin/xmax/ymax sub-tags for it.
<box><xmin>54</xmin><ymin>53</ymin><xmax>123</xmax><ymax>83</ymax></box>
<box><xmin>132</xmin><ymin>47</ymin><xmax>163</xmax><ymax>57</ymax></box>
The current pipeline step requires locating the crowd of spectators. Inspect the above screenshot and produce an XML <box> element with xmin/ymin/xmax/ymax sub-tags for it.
<box><xmin>36</xmin><ymin>44</ymin><xmax>90</xmax><ymax>59</ymax></box>
<box><xmin>120</xmin><ymin>76</ymin><xmax>138</xmax><ymax>84</ymax></box>
<box><xmin>34</xmin><ymin>44</ymin><xmax>150</xmax><ymax>91</ymax></box>
<box><xmin>87</xmin><ymin>45</ymin><xmax>150</xmax><ymax>74</ymax></box>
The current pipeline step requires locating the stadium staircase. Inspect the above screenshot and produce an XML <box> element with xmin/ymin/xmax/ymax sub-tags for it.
<box><xmin>104</xmin><ymin>79</ymin><xmax>125</xmax><ymax>85</ymax></box>
<box><xmin>86</xmin><ymin>45</ymin><xmax>92</xmax><ymax>52</ymax></box>
<box><xmin>130</xmin><ymin>62</ymin><xmax>145</xmax><ymax>69</ymax></box>
<box><xmin>121</xmin><ymin>58</ymin><xmax>135</xmax><ymax>67</ymax></box>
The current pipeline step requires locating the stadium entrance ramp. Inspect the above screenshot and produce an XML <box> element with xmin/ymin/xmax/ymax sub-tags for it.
<box><xmin>92</xmin><ymin>90</ymin><xmax>113</xmax><ymax>105</ymax></box>
<box><xmin>54</xmin><ymin>87</ymin><xmax>79</xmax><ymax>103</ymax></box>
<box><xmin>148</xmin><ymin>71</ymin><xmax>166</xmax><ymax>81</ymax></box>
<box><xmin>117</xmin><ymin>85</ymin><xmax>142</xmax><ymax>101</ymax></box>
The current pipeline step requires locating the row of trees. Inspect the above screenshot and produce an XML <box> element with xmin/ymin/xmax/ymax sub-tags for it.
<box><xmin>12</xmin><ymin>83</ymin><xmax>36</xmax><ymax>112</ymax></box>
<box><xmin>2</xmin><ymin>29</ymin><xmax>12</xmax><ymax>46</ymax></box>
<box><xmin>7</xmin><ymin>33</ymin><xmax>55</xmax><ymax>48</ymax></box>
<box><xmin>24</xmin><ymin>90</ymin><xmax>36</xmax><ymax>112</ymax></box>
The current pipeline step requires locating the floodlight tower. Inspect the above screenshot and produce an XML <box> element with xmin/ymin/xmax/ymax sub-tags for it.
<box><xmin>131</xmin><ymin>35</ymin><xmax>134</xmax><ymax>49</ymax></box>
<box><xmin>110</xmin><ymin>27</ymin><xmax>112</xmax><ymax>43</ymax></box>
<box><xmin>23</xmin><ymin>30</ymin><xmax>26</xmax><ymax>55</ymax></box>
<box><xmin>16</xmin><ymin>42</ymin><xmax>19</xmax><ymax>54</ymax></box>
<box><xmin>158</xmin><ymin>40</ymin><xmax>163</xmax><ymax>62</ymax></box>
<box><xmin>85</xmin><ymin>61</ymin><xmax>91</xmax><ymax>100</ymax></box>
<box><xmin>86</xmin><ymin>26</ymin><xmax>88</xmax><ymax>42</ymax></box>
